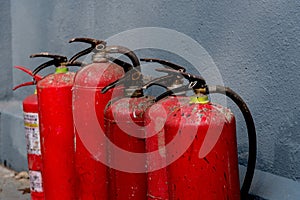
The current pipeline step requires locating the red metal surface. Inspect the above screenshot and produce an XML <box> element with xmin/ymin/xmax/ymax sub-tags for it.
<box><xmin>72</xmin><ymin>62</ymin><xmax>124</xmax><ymax>199</ymax></box>
<box><xmin>23</xmin><ymin>93</ymin><xmax>44</xmax><ymax>200</ymax></box>
<box><xmin>104</xmin><ymin>97</ymin><xmax>154</xmax><ymax>200</ymax></box>
<box><xmin>37</xmin><ymin>72</ymin><xmax>76</xmax><ymax>200</ymax></box>
<box><xmin>145</xmin><ymin>96</ymin><xmax>189</xmax><ymax>200</ymax></box>
<box><xmin>146</xmin><ymin>97</ymin><xmax>240</xmax><ymax>199</ymax></box>
<box><xmin>14</xmin><ymin>66</ymin><xmax>44</xmax><ymax>199</ymax></box>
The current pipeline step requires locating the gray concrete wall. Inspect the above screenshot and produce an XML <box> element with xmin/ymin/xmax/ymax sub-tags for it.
<box><xmin>1</xmin><ymin>0</ymin><xmax>299</xmax><ymax>199</ymax></box>
<box><xmin>0</xmin><ymin>0</ymin><xmax>13</xmax><ymax>99</ymax></box>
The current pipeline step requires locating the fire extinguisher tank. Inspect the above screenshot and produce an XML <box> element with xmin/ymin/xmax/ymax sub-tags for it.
<box><xmin>38</xmin><ymin>72</ymin><xmax>76</xmax><ymax>200</ymax></box>
<box><xmin>166</xmin><ymin>102</ymin><xmax>239</xmax><ymax>199</ymax></box>
<box><xmin>102</xmin><ymin>58</ymin><xmax>187</xmax><ymax>200</ymax></box>
<box><xmin>31</xmin><ymin>53</ymin><xmax>81</xmax><ymax>200</ymax></box>
<box><xmin>72</xmin><ymin>62</ymin><xmax>124</xmax><ymax>200</ymax></box>
<box><xmin>145</xmin><ymin>96</ymin><xmax>189</xmax><ymax>200</ymax></box>
<box><xmin>104</xmin><ymin>96</ymin><xmax>151</xmax><ymax>200</ymax></box>
<box><xmin>70</xmin><ymin>37</ymin><xmax>141</xmax><ymax>199</ymax></box>
<box><xmin>13</xmin><ymin>66</ymin><xmax>44</xmax><ymax>200</ymax></box>
<box><xmin>145</xmin><ymin>96</ymin><xmax>240</xmax><ymax>199</ymax></box>
<box><xmin>146</xmin><ymin>68</ymin><xmax>256</xmax><ymax>199</ymax></box>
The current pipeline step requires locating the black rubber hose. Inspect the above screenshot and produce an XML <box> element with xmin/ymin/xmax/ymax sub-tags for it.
<box><xmin>208</xmin><ymin>85</ymin><xmax>256</xmax><ymax>200</ymax></box>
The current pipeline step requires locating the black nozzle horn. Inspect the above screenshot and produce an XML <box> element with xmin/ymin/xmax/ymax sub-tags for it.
<box><xmin>140</xmin><ymin>58</ymin><xmax>186</xmax><ymax>72</ymax></box>
<box><xmin>68</xmin><ymin>37</ymin><xmax>106</xmax><ymax>63</ymax></box>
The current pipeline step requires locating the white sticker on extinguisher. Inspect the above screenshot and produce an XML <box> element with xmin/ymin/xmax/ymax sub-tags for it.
<box><xmin>24</xmin><ymin>112</ymin><xmax>41</xmax><ymax>155</ymax></box>
<box><xmin>29</xmin><ymin>170</ymin><xmax>43</xmax><ymax>192</ymax></box>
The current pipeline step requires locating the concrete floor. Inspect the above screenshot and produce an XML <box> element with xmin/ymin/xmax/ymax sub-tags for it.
<box><xmin>0</xmin><ymin>165</ymin><xmax>30</xmax><ymax>200</ymax></box>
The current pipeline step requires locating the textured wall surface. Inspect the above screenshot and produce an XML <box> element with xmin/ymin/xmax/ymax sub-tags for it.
<box><xmin>1</xmin><ymin>0</ymin><xmax>300</xmax><ymax>197</ymax></box>
<box><xmin>0</xmin><ymin>0</ymin><xmax>12</xmax><ymax>99</ymax></box>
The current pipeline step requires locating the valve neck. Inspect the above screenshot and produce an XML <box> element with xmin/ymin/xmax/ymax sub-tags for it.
<box><xmin>189</xmin><ymin>94</ymin><xmax>209</xmax><ymax>104</ymax></box>
<box><xmin>55</xmin><ymin>66</ymin><xmax>69</xmax><ymax>74</ymax></box>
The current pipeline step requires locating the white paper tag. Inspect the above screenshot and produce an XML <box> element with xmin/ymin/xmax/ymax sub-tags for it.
<box><xmin>29</xmin><ymin>170</ymin><xmax>43</xmax><ymax>192</ymax></box>
<box><xmin>24</xmin><ymin>112</ymin><xmax>41</xmax><ymax>155</ymax></box>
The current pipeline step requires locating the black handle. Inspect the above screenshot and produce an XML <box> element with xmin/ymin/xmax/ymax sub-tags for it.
<box><xmin>140</xmin><ymin>58</ymin><xmax>186</xmax><ymax>72</ymax></box>
<box><xmin>107</xmin><ymin>57</ymin><xmax>133</xmax><ymax>73</ymax></box>
<box><xmin>30</xmin><ymin>52</ymin><xmax>83</xmax><ymax>75</ymax></box>
<box><xmin>30</xmin><ymin>52</ymin><xmax>67</xmax><ymax>62</ymax></box>
<box><xmin>105</xmin><ymin>46</ymin><xmax>140</xmax><ymax>69</ymax></box>
<box><xmin>157</xmin><ymin>68</ymin><xmax>206</xmax><ymax>87</ymax></box>
<box><xmin>101</xmin><ymin>69</ymin><xmax>142</xmax><ymax>94</ymax></box>
<box><xmin>141</xmin><ymin>59</ymin><xmax>188</xmax><ymax>90</ymax></box>
<box><xmin>69</xmin><ymin>38</ymin><xmax>140</xmax><ymax>77</ymax></box>
<box><xmin>153</xmin><ymin>69</ymin><xmax>206</xmax><ymax>101</ymax></box>
<box><xmin>142</xmin><ymin>74</ymin><xmax>178</xmax><ymax>90</ymax></box>
<box><xmin>69</xmin><ymin>37</ymin><xmax>106</xmax><ymax>63</ymax></box>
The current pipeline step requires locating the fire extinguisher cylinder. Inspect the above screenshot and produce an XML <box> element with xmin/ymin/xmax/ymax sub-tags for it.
<box><xmin>70</xmin><ymin>37</ymin><xmax>141</xmax><ymax>200</ymax></box>
<box><xmin>102</xmin><ymin>58</ymin><xmax>187</xmax><ymax>200</ymax></box>
<box><xmin>31</xmin><ymin>53</ymin><xmax>82</xmax><ymax>200</ymax></box>
<box><xmin>13</xmin><ymin>66</ymin><xmax>44</xmax><ymax>200</ymax></box>
<box><xmin>151</xmin><ymin>68</ymin><xmax>256</xmax><ymax>200</ymax></box>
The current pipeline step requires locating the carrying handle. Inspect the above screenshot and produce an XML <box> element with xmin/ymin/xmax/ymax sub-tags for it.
<box><xmin>69</xmin><ymin>37</ymin><xmax>138</xmax><ymax>73</ymax></box>
<box><xmin>101</xmin><ymin>58</ymin><xmax>186</xmax><ymax>94</ymax></box>
<box><xmin>154</xmin><ymin>69</ymin><xmax>207</xmax><ymax>102</ymax></box>
<box><xmin>142</xmin><ymin>74</ymin><xmax>177</xmax><ymax>90</ymax></box>
<box><xmin>156</xmin><ymin>68</ymin><xmax>206</xmax><ymax>88</ymax></box>
<box><xmin>140</xmin><ymin>58</ymin><xmax>186</xmax><ymax>72</ymax></box>
<box><xmin>141</xmin><ymin>58</ymin><xmax>187</xmax><ymax>90</ymax></box>
<box><xmin>101</xmin><ymin>69</ymin><xmax>142</xmax><ymax>94</ymax></box>
<box><xmin>69</xmin><ymin>37</ymin><xmax>106</xmax><ymax>63</ymax></box>
<box><xmin>30</xmin><ymin>52</ymin><xmax>83</xmax><ymax>75</ymax></box>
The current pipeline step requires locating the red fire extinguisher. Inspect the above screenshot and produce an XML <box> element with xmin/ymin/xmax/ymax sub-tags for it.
<box><xmin>138</xmin><ymin>59</ymin><xmax>189</xmax><ymax>200</ymax></box>
<box><xmin>69</xmin><ymin>37</ymin><xmax>141</xmax><ymax>199</ymax></box>
<box><xmin>145</xmin><ymin>68</ymin><xmax>256</xmax><ymax>200</ymax></box>
<box><xmin>101</xmin><ymin>58</ymin><xmax>186</xmax><ymax>200</ymax></box>
<box><xmin>13</xmin><ymin>66</ymin><xmax>44</xmax><ymax>200</ymax></box>
<box><xmin>30</xmin><ymin>53</ymin><xmax>82</xmax><ymax>200</ymax></box>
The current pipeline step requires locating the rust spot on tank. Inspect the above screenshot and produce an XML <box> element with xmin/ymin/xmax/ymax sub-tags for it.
<box><xmin>213</xmin><ymin>104</ymin><xmax>234</xmax><ymax>122</ymax></box>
